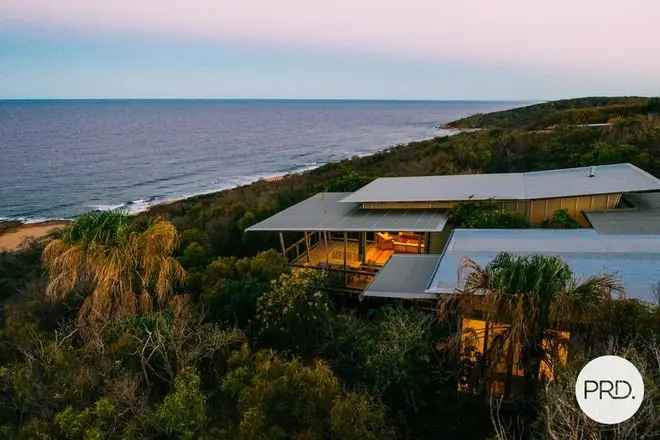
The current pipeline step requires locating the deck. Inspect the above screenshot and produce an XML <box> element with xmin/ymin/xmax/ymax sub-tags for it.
<box><xmin>293</xmin><ymin>240</ymin><xmax>394</xmax><ymax>268</ymax></box>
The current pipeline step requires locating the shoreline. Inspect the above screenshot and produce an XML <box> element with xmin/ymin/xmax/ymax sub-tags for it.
<box><xmin>1</xmin><ymin>128</ymin><xmax>464</xmax><ymax>227</ymax></box>
<box><xmin>0</xmin><ymin>220</ymin><xmax>71</xmax><ymax>252</ymax></box>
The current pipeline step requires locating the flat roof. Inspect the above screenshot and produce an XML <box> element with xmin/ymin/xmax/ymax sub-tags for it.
<box><xmin>586</xmin><ymin>192</ymin><xmax>660</xmax><ymax>235</ymax></box>
<box><xmin>426</xmin><ymin>229</ymin><xmax>660</xmax><ymax>303</ymax></box>
<box><xmin>245</xmin><ymin>193</ymin><xmax>448</xmax><ymax>232</ymax></box>
<box><xmin>340</xmin><ymin>163</ymin><xmax>660</xmax><ymax>203</ymax></box>
<box><xmin>362</xmin><ymin>254</ymin><xmax>441</xmax><ymax>300</ymax></box>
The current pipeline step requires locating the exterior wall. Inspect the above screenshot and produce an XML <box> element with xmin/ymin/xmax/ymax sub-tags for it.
<box><xmin>362</xmin><ymin>201</ymin><xmax>456</xmax><ymax>209</ymax></box>
<box><xmin>428</xmin><ymin>231</ymin><xmax>450</xmax><ymax>254</ymax></box>
<box><xmin>526</xmin><ymin>193</ymin><xmax>621</xmax><ymax>225</ymax></box>
<box><xmin>361</xmin><ymin>193</ymin><xmax>623</xmax><ymax>226</ymax></box>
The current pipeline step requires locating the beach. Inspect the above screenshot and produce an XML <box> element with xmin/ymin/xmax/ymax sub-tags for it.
<box><xmin>0</xmin><ymin>221</ymin><xmax>70</xmax><ymax>252</ymax></box>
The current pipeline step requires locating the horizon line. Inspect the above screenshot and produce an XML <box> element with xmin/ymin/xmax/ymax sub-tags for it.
<box><xmin>0</xmin><ymin>97</ymin><xmax>539</xmax><ymax>102</ymax></box>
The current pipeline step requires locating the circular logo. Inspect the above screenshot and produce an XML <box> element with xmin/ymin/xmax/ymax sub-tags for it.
<box><xmin>575</xmin><ymin>355</ymin><xmax>644</xmax><ymax>424</ymax></box>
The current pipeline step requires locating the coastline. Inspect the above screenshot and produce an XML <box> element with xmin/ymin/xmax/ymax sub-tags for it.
<box><xmin>0</xmin><ymin>220</ymin><xmax>70</xmax><ymax>252</ymax></box>
<box><xmin>1</xmin><ymin>128</ymin><xmax>464</xmax><ymax>227</ymax></box>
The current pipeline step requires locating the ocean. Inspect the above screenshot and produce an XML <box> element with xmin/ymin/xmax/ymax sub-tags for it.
<box><xmin>0</xmin><ymin>99</ymin><xmax>522</xmax><ymax>221</ymax></box>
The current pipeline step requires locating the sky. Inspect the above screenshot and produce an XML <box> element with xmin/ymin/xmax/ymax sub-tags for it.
<box><xmin>1</xmin><ymin>0</ymin><xmax>659</xmax><ymax>100</ymax></box>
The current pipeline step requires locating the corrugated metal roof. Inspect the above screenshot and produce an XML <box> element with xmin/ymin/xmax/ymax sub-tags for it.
<box><xmin>340</xmin><ymin>163</ymin><xmax>660</xmax><ymax>203</ymax></box>
<box><xmin>586</xmin><ymin>211</ymin><xmax>660</xmax><ymax>235</ymax></box>
<box><xmin>426</xmin><ymin>229</ymin><xmax>660</xmax><ymax>303</ymax></box>
<box><xmin>246</xmin><ymin>193</ymin><xmax>448</xmax><ymax>232</ymax></box>
<box><xmin>586</xmin><ymin>192</ymin><xmax>660</xmax><ymax>235</ymax></box>
<box><xmin>363</xmin><ymin>254</ymin><xmax>440</xmax><ymax>300</ymax></box>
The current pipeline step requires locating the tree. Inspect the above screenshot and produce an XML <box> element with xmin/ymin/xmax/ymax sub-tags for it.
<box><xmin>459</xmin><ymin>253</ymin><xmax>620</xmax><ymax>399</ymax></box>
<box><xmin>361</xmin><ymin>306</ymin><xmax>434</xmax><ymax>411</ymax></box>
<box><xmin>330</xmin><ymin>392</ymin><xmax>396</xmax><ymax>440</ymax></box>
<box><xmin>201</xmin><ymin>250</ymin><xmax>288</xmax><ymax>328</ymax></box>
<box><xmin>256</xmin><ymin>269</ymin><xmax>330</xmax><ymax>354</ymax></box>
<box><xmin>42</xmin><ymin>211</ymin><xmax>186</xmax><ymax>326</ymax></box>
<box><xmin>449</xmin><ymin>202</ymin><xmax>530</xmax><ymax>229</ymax></box>
<box><xmin>541</xmin><ymin>209</ymin><xmax>580</xmax><ymax>229</ymax></box>
<box><xmin>221</xmin><ymin>350</ymin><xmax>394</xmax><ymax>440</ymax></box>
<box><xmin>536</xmin><ymin>343</ymin><xmax>660</xmax><ymax>440</ymax></box>
<box><xmin>155</xmin><ymin>369</ymin><xmax>206</xmax><ymax>440</ymax></box>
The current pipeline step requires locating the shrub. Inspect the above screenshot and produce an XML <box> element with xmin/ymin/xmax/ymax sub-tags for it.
<box><xmin>330</xmin><ymin>392</ymin><xmax>396</xmax><ymax>440</ymax></box>
<box><xmin>449</xmin><ymin>202</ymin><xmax>530</xmax><ymax>228</ymax></box>
<box><xmin>201</xmin><ymin>251</ymin><xmax>288</xmax><ymax>328</ymax></box>
<box><xmin>256</xmin><ymin>269</ymin><xmax>330</xmax><ymax>354</ymax></box>
<box><xmin>542</xmin><ymin>209</ymin><xmax>581</xmax><ymax>229</ymax></box>
<box><xmin>155</xmin><ymin>369</ymin><xmax>206</xmax><ymax>440</ymax></box>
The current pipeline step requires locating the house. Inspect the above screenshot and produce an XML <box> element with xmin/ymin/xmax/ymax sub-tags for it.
<box><xmin>248</xmin><ymin>163</ymin><xmax>660</xmax><ymax>398</ymax></box>
<box><xmin>247</xmin><ymin>163</ymin><xmax>660</xmax><ymax>291</ymax></box>
<box><xmin>364</xmin><ymin>228</ymin><xmax>660</xmax><ymax>303</ymax></box>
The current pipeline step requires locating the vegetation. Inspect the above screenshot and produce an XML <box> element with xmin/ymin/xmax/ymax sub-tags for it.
<box><xmin>541</xmin><ymin>208</ymin><xmax>581</xmax><ymax>229</ymax></box>
<box><xmin>1</xmin><ymin>97</ymin><xmax>659</xmax><ymax>438</ymax></box>
<box><xmin>42</xmin><ymin>211</ymin><xmax>186</xmax><ymax>328</ymax></box>
<box><xmin>448</xmin><ymin>96</ymin><xmax>656</xmax><ymax>129</ymax></box>
<box><xmin>449</xmin><ymin>202</ymin><xmax>530</xmax><ymax>228</ymax></box>
<box><xmin>459</xmin><ymin>254</ymin><xmax>620</xmax><ymax>398</ymax></box>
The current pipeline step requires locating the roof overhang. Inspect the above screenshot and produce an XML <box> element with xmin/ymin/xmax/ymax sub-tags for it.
<box><xmin>362</xmin><ymin>254</ymin><xmax>441</xmax><ymax>300</ymax></box>
<box><xmin>340</xmin><ymin>163</ymin><xmax>660</xmax><ymax>204</ymax></box>
<box><xmin>425</xmin><ymin>228</ymin><xmax>660</xmax><ymax>304</ymax></box>
<box><xmin>246</xmin><ymin>192</ymin><xmax>448</xmax><ymax>233</ymax></box>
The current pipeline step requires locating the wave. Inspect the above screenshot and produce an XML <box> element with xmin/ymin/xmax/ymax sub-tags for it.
<box><xmin>0</xmin><ymin>216</ymin><xmax>70</xmax><ymax>224</ymax></box>
<box><xmin>1</xmin><ymin>130</ymin><xmax>456</xmax><ymax>225</ymax></box>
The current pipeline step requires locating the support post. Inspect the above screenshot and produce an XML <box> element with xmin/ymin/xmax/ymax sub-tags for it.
<box><xmin>343</xmin><ymin>232</ymin><xmax>348</xmax><ymax>286</ymax></box>
<box><xmin>360</xmin><ymin>232</ymin><xmax>366</xmax><ymax>264</ymax></box>
<box><xmin>304</xmin><ymin>232</ymin><xmax>311</xmax><ymax>264</ymax></box>
<box><xmin>323</xmin><ymin>231</ymin><xmax>329</xmax><ymax>266</ymax></box>
<box><xmin>279</xmin><ymin>232</ymin><xmax>286</xmax><ymax>259</ymax></box>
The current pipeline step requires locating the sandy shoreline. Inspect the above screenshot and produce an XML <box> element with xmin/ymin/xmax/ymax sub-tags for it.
<box><xmin>0</xmin><ymin>220</ymin><xmax>70</xmax><ymax>252</ymax></box>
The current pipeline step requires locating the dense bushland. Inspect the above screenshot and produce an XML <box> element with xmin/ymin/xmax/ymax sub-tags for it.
<box><xmin>1</xmin><ymin>98</ymin><xmax>659</xmax><ymax>439</ymax></box>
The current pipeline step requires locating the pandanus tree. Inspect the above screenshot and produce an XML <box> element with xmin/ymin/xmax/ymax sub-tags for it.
<box><xmin>42</xmin><ymin>211</ymin><xmax>186</xmax><ymax>326</ymax></box>
<box><xmin>458</xmin><ymin>253</ymin><xmax>620</xmax><ymax>398</ymax></box>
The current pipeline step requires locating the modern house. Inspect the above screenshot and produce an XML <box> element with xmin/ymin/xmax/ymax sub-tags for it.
<box><xmin>248</xmin><ymin>162</ymin><xmax>660</xmax><ymax>398</ymax></box>
<box><xmin>247</xmin><ymin>163</ymin><xmax>660</xmax><ymax>294</ymax></box>
<box><xmin>365</xmin><ymin>228</ymin><xmax>660</xmax><ymax>303</ymax></box>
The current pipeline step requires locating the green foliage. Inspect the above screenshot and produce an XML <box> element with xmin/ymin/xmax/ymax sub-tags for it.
<box><xmin>181</xmin><ymin>241</ymin><xmax>209</xmax><ymax>268</ymax></box>
<box><xmin>63</xmin><ymin>210</ymin><xmax>132</xmax><ymax>246</ymax></box>
<box><xmin>463</xmin><ymin>253</ymin><xmax>619</xmax><ymax>399</ymax></box>
<box><xmin>577</xmin><ymin>141</ymin><xmax>650</xmax><ymax>166</ymax></box>
<box><xmin>0</xmin><ymin>242</ymin><xmax>43</xmax><ymax>301</ymax></box>
<box><xmin>55</xmin><ymin>398</ymin><xmax>117</xmax><ymax>439</ymax></box>
<box><xmin>481</xmin><ymin>253</ymin><xmax>573</xmax><ymax>300</ymax></box>
<box><xmin>256</xmin><ymin>269</ymin><xmax>331</xmax><ymax>354</ymax></box>
<box><xmin>449</xmin><ymin>97</ymin><xmax>653</xmax><ymax>129</ymax></box>
<box><xmin>542</xmin><ymin>209</ymin><xmax>580</xmax><ymax>229</ymax></box>
<box><xmin>202</xmin><ymin>250</ymin><xmax>288</xmax><ymax>328</ymax></box>
<box><xmin>361</xmin><ymin>307</ymin><xmax>435</xmax><ymax>406</ymax></box>
<box><xmin>323</xmin><ymin>168</ymin><xmax>372</xmax><ymax>192</ymax></box>
<box><xmin>2</xmin><ymin>98</ymin><xmax>660</xmax><ymax>440</ymax></box>
<box><xmin>181</xmin><ymin>227</ymin><xmax>205</xmax><ymax>244</ymax></box>
<box><xmin>222</xmin><ymin>349</ymin><xmax>395</xmax><ymax>440</ymax></box>
<box><xmin>330</xmin><ymin>392</ymin><xmax>396</xmax><ymax>440</ymax></box>
<box><xmin>449</xmin><ymin>202</ymin><xmax>530</xmax><ymax>228</ymax></box>
<box><xmin>155</xmin><ymin>369</ymin><xmax>206</xmax><ymax>440</ymax></box>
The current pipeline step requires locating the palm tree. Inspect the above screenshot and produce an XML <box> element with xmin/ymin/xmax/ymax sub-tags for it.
<box><xmin>457</xmin><ymin>253</ymin><xmax>620</xmax><ymax>399</ymax></box>
<box><xmin>43</xmin><ymin>211</ymin><xmax>186</xmax><ymax>326</ymax></box>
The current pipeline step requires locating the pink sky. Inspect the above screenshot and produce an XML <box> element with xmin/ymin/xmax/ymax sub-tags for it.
<box><xmin>4</xmin><ymin>0</ymin><xmax>660</xmax><ymax>75</ymax></box>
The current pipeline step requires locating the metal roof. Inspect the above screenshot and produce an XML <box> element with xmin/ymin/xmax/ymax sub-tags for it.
<box><xmin>586</xmin><ymin>192</ymin><xmax>660</xmax><ymax>235</ymax></box>
<box><xmin>362</xmin><ymin>254</ymin><xmax>441</xmax><ymax>300</ymax></box>
<box><xmin>340</xmin><ymin>163</ymin><xmax>660</xmax><ymax>203</ymax></box>
<box><xmin>245</xmin><ymin>193</ymin><xmax>448</xmax><ymax>232</ymax></box>
<box><xmin>426</xmin><ymin>229</ymin><xmax>660</xmax><ymax>303</ymax></box>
